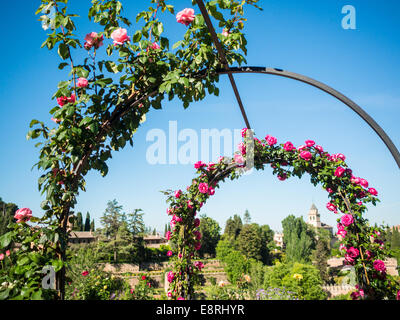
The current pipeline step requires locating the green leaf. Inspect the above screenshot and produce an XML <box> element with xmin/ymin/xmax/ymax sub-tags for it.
<box><xmin>58</xmin><ymin>62</ymin><xmax>69</xmax><ymax>70</ymax></box>
<box><xmin>31</xmin><ymin>290</ymin><xmax>43</xmax><ymax>300</ymax></box>
<box><xmin>0</xmin><ymin>289</ymin><xmax>10</xmax><ymax>300</ymax></box>
<box><xmin>0</xmin><ymin>232</ymin><xmax>12</xmax><ymax>248</ymax></box>
<box><xmin>58</xmin><ymin>43</ymin><xmax>70</xmax><ymax>60</ymax></box>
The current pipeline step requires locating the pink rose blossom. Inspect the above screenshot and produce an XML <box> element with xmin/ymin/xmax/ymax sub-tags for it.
<box><xmin>14</xmin><ymin>208</ymin><xmax>33</xmax><ymax>223</ymax></box>
<box><xmin>167</xmin><ymin>250</ymin><xmax>173</xmax><ymax>257</ymax></box>
<box><xmin>351</xmin><ymin>176</ymin><xmax>360</xmax><ymax>185</ymax></box>
<box><xmin>111</xmin><ymin>28</ymin><xmax>130</xmax><ymax>46</ymax></box>
<box><xmin>0</xmin><ymin>254</ymin><xmax>4</xmax><ymax>261</ymax></box>
<box><xmin>334</xmin><ymin>166</ymin><xmax>346</xmax><ymax>177</ymax></box>
<box><xmin>167</xmin><ymin>271</ymin><xmax>175</xmax><ymax>283</ymax></box>
<box><xmin>359</xmin><ymin>178</ymin><xmax>369</xmax><ymax>188</ymax></box>
<box><xmin>194</xmin><ymin>242</ymin><xmax>202</xmax><ymax>251</ymax></box>
<box><xmin>305</xmin><ymin>140</ymin><xmax>315</xmax><ymax>147</ymax></box>
<box><xmin>166</xmin><ymin>231</ymin><xmax>172</xmax><ymax>240</ymax></box>
<box><xmin>222</xmin><ymin>28</ymin><xmax>230</xmax><ymax>37</ymax></box>
<box><xmin>336</xmin><ymin>153</ymin><xmax>346</xmax><ymax>161</ymax></box>
<box><xmin>81</xmin><ymin>271</ymin><xmax>89</xmax><ymax>276</ymax></box>
<box><xmin>177</xmin><ymin>297</ymin><xmax>185</xmax><ymax>300</ymax></box>
<box><xmin>326</xmin><ymin>188</ymin><xmax>333</xmax><ymax>194</ymax></box>
<box><xmin>368</xmin><ymin>188</ymin><xmax>378</xmax><ymax>196</ymax></box>
<box><xmin>77</xmin><ymin>77</ymin><xmax>88</xmax><ymax>88</ymax></box>
<box><xmin>194</xmin><ymin>261</ymin><xmax>204</xmax><ymax>270</ymax></box>
<box><xmin>297</xmin><ymin>145</ymin><xmax>307</xmax><ymax>151</ymax></box>
<box><xmin>198</xmin><ymin>183</ymin><xmax>209</xmax><ymax>194</ymax></box>
<box><xmin>265</xmin><ymin>135</ymin><xmax>277</xmax><ymax>146</ymax></box>
<box><xmin>5</xmin><ymin>250</ymin><xmax>10</xmax><ymax>257</ymax></box>
<box><xmin>194</xmin><ymin>218</ymin><xmax>200</xmax><ymax>228</ymax></box>
<box><xmin>167</xmin><ymin>292</ymin><xmax>172</xmax><ymax>297</ymax></box>
<box><xmin>175</xmin><ymin>190</ymin><xmax>182</xmax><ymax>198</ymax></box>
<box><xmin>241</xmin><ymin>128</ymin><xmax>248</xmax><ymax>138</ymax></box>
<box><xmin>238</xmin><ymin>142</ymin><xmax>246</xmax><ymax>155</ymax></box>
<box><xmin>326</xmin><ymin>202</ymin><xmax>337</xmax><ymax>213</ymax></box>
<box><xmin>84</xmin><ymin>32</ymin><xmax>103</xmax><ymax>49</ymax></box>
<box><xmin>208</xmin><ymin>188</ymin><xmax>215</xmax><ymax>196</ymax></box>
<box><xmin>315</xmin><ymin>145</ymin><xmax>324</xmax><ymax>153</ymax></box>
<box><xmin>346</xmin><ymin>247</ymin><xmax>359</xmax><ymax>258</ymax></box>
<box><xmin>340</xmin><ymin>214</ymin><xmax>354</xmax><ymax>227</ymax></box>
<box><xmin>344</xmin><ymin>254</ymin><xmax>355</xmax><ymax>265</ymax></box>
<box><xmin>299</xmin><ymin>151</ymin><xmax>312</xmax><ymax>161</ymax></box>
<box><xmin>151</xmin><ymin>42</ymin><xmax>160</xmax><ymax>50</ymax></box>
<box><xmin>194</xmin><ymin>161</ymin><xmax>206</xmax><ymax>169</ymax></box>
<box><xmin>277</xmin><ymin>173</ymin><xmax>287</xmax><ymax>181</ymax></box>
<box><xmin>234</xmin><ymin>153</ymin><xmax>245</xmax><ymax>165</ymax></box>
<box><xmin>194</xmin><ymin>231</ymin><xmax>202</xmax><ymax>240</ymax></box>
<box><xmin>176</xmin><ymin>8</ymin><xmax>195</xmax><ymax>26</ymax></box>
<box><xmin>373</xmin><ymin>259</ymin><xmax>386</xmax><ymax>273</ymax></box>
<box><xmin>283</xmin><ymin>141</ymin><xmax>294</xmax><ymax>151</ymax></box>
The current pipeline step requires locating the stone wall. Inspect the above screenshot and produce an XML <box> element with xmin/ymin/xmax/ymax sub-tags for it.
<box><xmin>322</xmin><ymin>284</ymin><xmax>355</xmax><ymax>298</ymax></box>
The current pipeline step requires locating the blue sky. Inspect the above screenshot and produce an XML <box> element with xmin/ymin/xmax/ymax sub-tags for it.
<box><xmin>0</xmin><ymin>0</ymin><xmax>399</xmax><ymax>234</ymax></box>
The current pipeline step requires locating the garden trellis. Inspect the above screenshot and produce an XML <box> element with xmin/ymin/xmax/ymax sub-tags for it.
<box><xmin>0</xmin><ymin>0</ymin><xmax>399</xmax><ymax>301</ymax></box>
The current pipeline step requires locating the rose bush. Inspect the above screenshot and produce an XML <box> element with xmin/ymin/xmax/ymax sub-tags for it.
<box><xmin>163</xmin><ymin>130</ymin><xmax>400</xmax><ymax>300</ymax></box>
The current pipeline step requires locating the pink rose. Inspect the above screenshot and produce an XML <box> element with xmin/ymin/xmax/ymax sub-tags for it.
<box><xmin>396</xmin><ymin>290</ymin><xmax>400</xmax><ymax>300</ymax></box>
<box><xmin>150</xmin><ymin>42</ymin><xmax>160</xmax><ymax>50</ymax></box>
<box><xmin>167</xmin><ymin>250</ymin><xmax>173</xmax><ymax>257</ymax></box>
<box><xmin>238</xmin><ymin>142</ymin><xmax>246</xmax><ymax>155</ymax></box>
<box><xmin>194</xmin><ymin>218</ymin><xmax>200</xmax><ymax>228</ymax></box>
<box><xmin>167</xmin><ymin>271</ymin><xmax>175</xmax><ymax>283</ymax></box>
<box><xmin>167</xmin><ymin>292</ymin><xmax>172</xmax><ymax>297</ymax></box>
<box><xmin>299</xmin><ymin>151</ymin><xmax>312</xmax><ymax>161</ymax></box>
<box><xmin>176</xmin><ymin>8</ymin><xmax>195</xmax><ymax>26</ymax></box>
<box><xmin>277</xmin><ymin>173</ymin><xmax>287</xmax><ymax>181</ymax></box>
<box><xmin>207</xmin><ymin>162</ymin><xmax>215</xmax><ymax>171</ymax></box>
<box><xmin>344</xmin><ymin>254</ymin><xmax>355</xmax><ymax>265</ymax></box>
<box><xmin>208</xmin><ymin>188</ymin><xmax>215</xmax><ymax>196</ymax></box>
<box><xmin>198</xmin><ymin>183</ymin><xmax>209</xmax><ymax>194</ymax></box>
<box><xmin>77</xmin><ymin>77</ymin><xmax>88</xmax><ymax>88</ymax></box>
<box><xmin>351</xmin><ymin>176</ymin><xmax>360</xmax><ymax>185</ymax></box>
<box><xmin>194</xmin><ymin>261</ymin><xmax>204</xmax><ymax>270</ymax></box>
<box><xmin>175</xmin><ymin>190</ymin><xmax>182</xmax><ymax>198</ymax></box>
<box><xmin>297</xmin><ymin>145</ymin><xmax>307</xmax><ymax>151</ymax></box>
<box><xmin>111</xmin><ymin>28</ymin><xmax>130</xmax><ymax>45</ymax></box>
<box><xmin>81</xmin><ymin>270</ymin><xmax>89</xmax><ymax>276</ymax></box>
<box><xmin>305</xmin><ymin>140</ymin><xmax>315</xmax><ymax>147</ymax></box>
<box><xmin>336</xmin><ymin>153</ymin><xmax>346</xmax><ymax>161</ymax></box>
<box><xmin>326</xmin><ymin>188</ymin><xmax>333</xmax><ymax>193</ymax></box>
<box><xmin>194</xmin><ymin>242</ymin><xmax>202</xmax><ymax>251</ymax></box>
<box><xmin>315</xmin><ymin>145</ymin><xmax>324</xmax><ymax>153</ymax></box>
<box><xmin>283</xmin><ymin>141</ymin><xmax>294</xmax><ymax>152</ymax></box>
<box><xmin>194</xmin><ymin>161</ymin><xmax>206</xmax><ymax>169</ymax></box>
<box><xmin>359</xmin><ymin>178</ymin><xmax>369</xmax><ymax>188</ymax></box>
<box><xmin>5</xmin><ymin>250</ymin><xmax>10</xmax><ymax>257</ymax></box>
<box><xmin>373</xmin><ymin>259</ymin><xmax>386</xmax><ymax>273</ymax></box>
<box><xmin>368</xmin><ymin>188</ymin><xmax>378</xmax><ymax>196</ymax></box>
<box><xmin>265</xmin><ymin>135</ymin><xmax>277</xmax><ymax>146</ymax></box>
<box><xmin>346</xmin><ymin>247</ymin><xmax>359</xmax><ymax>258</ymax></box>
<box><xmin>241</xmin><ymin>128</ymin><xmax>247</xmax><ymax>138</ymax></box>
<box><xmin>84</xmin><ymin>32</ymin><xmax>104</xmax><ymax>49</ymax></box>
<box><xmin>0</xmin><ymin>254</ymin><xmax>4</xmax><ymax>261</ymax></box>
<box><xmin>234</xmin><ymin>153</ymin><xmax>245</xmax><ymax>165</ymax></box>
<box><xmin>14</xmin><ymin>208</ymin><xmax>33</xmax><ymax>223</ymax></box>
<box><xmin>166</xmin><ymin>231</ymin><xmax>172</xmax><ymax>240</ymax></box>
<box><xmin>222</xmin><ymin>28</ymin><xmax>230</xmax><ymax>37</ymax></box>
<box><xmin>326</xmin><ymin>202</ymin><xmax>337</xmax><ymax>213</ymax></box>
<box><xmin>334</xmin><ymin>166</ymin><xmax>346</xmax><ymax>177</ymax></box>
<box><xmin>177</xmin><ymin>297</ymin><xmax>185</xmax><ymax>300</ymax></box>
<box><xmin>340</xmin><ymin>214</ymin><xmax>354</xmax><ymax>227</ymax></box>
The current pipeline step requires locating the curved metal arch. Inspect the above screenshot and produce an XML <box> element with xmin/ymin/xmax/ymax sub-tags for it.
<box><xmin>215</xmin><ymin>66</ymin><xmax>400</xmax><ymax>170</ymax></box>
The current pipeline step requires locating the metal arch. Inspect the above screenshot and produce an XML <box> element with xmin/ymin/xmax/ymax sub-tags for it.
<box><xmin>215</xmin><ymin>66</ymin><xmax>400</xmax><ymax>170</ymax></box>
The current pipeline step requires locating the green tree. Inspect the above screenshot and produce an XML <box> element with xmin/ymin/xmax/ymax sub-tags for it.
<box><xmin>100</xmin><ymin>199</ymin><xmax>125</xmax><ymax>262</ymax></box>
<box><xmin>73</xmin><ymin>212</ymin><xmax>83</xmax><ymax>231</ymax></box>
<box><xmin>0</xmin><ymin>198</ymin><xmax>18</xmax><ymax>236</ymax></box>
<box><xmin>312</xmin><ymin>239</ymin><xmax>330</xmax><ymax>283</ymax></box>
<box><xmin>224</xmin><ymin>214</ymin><xmax>242</xmax><ymax>240</ymax></box>
<box><xmin>84</xmin><ymin>212</ymin><xmax>91</xmax><ymax>232</ymax></box>
<box><xmin>282</xmin><ymin>215</ymin><xmax>316</xmax><ymax>263</ymax></box>
<box><xmin>127</xmin><ymin>209</ymin><xmax>145</xmax><ymax>236</ymax></box>
<box><xmin>198</xmin><ymin>214</ymin><xmax>221</xmax><ymax>258</ymax></box>
<box><xmin>243</xmin><ymin>209</ymin><xmax>251</xmax><ymax>224</ymax></box>
<box><xmin>90</xmin><ymin>219</ymin><xmax>95</xmax><ymax>232</ymax></box>
<box><xmin>237</xmin><ymin>223</ymin><xmax>264</xmax><ymax>261</ymax></box>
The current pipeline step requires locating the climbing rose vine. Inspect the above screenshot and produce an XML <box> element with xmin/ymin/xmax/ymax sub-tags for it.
<box><xmin>164</xmin><ymin>129</ymin><xmax>400</xmax><ymax>300</ymax></box>
<box><xmin>0</xmin><ymin>0</ymin><xmax>261</xmax><ymax>300</ymax></box>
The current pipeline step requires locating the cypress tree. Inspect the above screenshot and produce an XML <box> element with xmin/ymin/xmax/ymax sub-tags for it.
<box><xmin>84</xmin><ymin>212</ymin><xmax>91</xmax><ymax>231</ymax></box>
<box><xmin>74</xmin><ymin>212</ymin><xmax>83</xmax><ymax>231</ymax></box>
